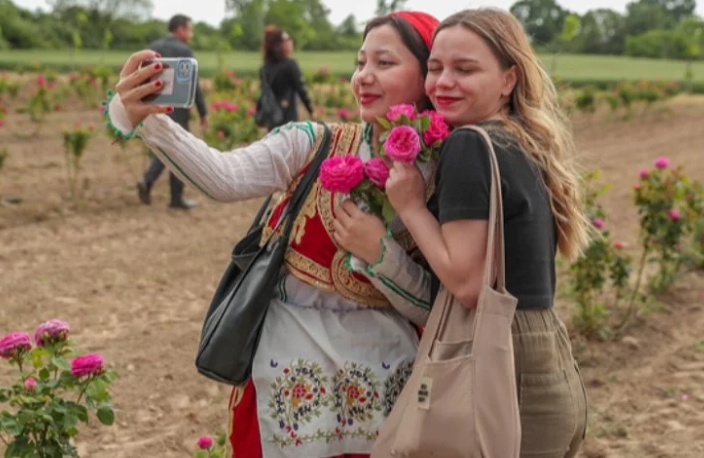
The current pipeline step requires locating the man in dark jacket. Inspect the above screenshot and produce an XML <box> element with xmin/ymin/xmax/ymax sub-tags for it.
<box><xmin>137</xmin><ymin>14</ymin><xmax>208</xmax><ymax>210</ymax></box>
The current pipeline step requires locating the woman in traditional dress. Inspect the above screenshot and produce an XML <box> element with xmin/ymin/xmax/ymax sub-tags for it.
<box><xmin>105</xmin><ymin>11</ymin><xmax>439</xmax><ymax>458</ymax></box>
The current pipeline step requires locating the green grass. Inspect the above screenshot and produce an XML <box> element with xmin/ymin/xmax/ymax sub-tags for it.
<box><xmin>2</xmin><ymin>49</ymin><xmax>703</xmax><ymax>82</ymax></box>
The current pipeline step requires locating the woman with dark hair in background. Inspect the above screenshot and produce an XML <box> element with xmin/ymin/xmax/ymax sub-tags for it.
<box><xmin>258</xmin><ymin>25</ymin><xmax>315</xmax><ymax>130</ymax></box>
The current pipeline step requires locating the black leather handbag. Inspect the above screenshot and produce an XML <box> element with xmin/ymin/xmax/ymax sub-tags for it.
<box><xmin>195</xmin><ymin>123</ymin><xmax>332</xmax><ymax>385</ymax></box>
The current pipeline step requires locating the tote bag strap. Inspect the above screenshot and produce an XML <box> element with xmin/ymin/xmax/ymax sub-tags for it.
<box><xmin>417</xmin><ymin>124</ymin><xmax>509</xmax><ymax>358</ymax></box>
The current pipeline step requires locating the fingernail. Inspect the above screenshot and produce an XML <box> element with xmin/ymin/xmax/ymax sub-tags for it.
<box><xmin>155</xmin><ymin>80</ymin><xmax>163</xmax><ymax>88</ymax></box>
<box><xmin>154</xmin><ymin>63</ymin><xmax>162</xmax><ymax>70</ymax></box>
<box><xmin>166</xmin><ymin>107</ymin><xmax>174</xmax><ymax>113</ymax></box>
<box><xmin>154</xmin><ymin>53</ymin><xmax>161</xmax><ymax>58</ymax></box>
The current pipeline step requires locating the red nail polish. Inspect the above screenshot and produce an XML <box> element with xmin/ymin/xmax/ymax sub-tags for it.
<box><xmin>166</xmin><ymin>107</ymin><xmax>174</xmax><ymax>113</ymax></box>
<box><xmin>154</xmin><ymin>53</ymin><xmax>161</xmax><ymax>58</ymax></box>
<box><xmin>154</xmin><ymin>63</ymin><xmax>162</xmax><ymax>70</ymax></box>
<box><xmin>155</xmin><ymin>80</ymin><xmax>163</xmax><ymax>88</ymax></box>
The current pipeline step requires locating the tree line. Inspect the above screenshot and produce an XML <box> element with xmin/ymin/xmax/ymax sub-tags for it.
<box><xmin>0</xmin><ymin>0</ymin><xmax>702</xmax><ymax>60</ymax></box>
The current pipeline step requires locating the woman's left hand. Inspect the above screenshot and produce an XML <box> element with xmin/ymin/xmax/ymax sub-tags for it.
<box><xmin>332</xmin><ymin>200</ymin><xmax>387</xmax><ymax>265</ymax></box>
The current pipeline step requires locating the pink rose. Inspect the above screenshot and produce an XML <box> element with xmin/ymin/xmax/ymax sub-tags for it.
<box><xmin>34</xmin><ymin>319</ymin><xmax>70</xmax><ymax>346</ymax></box>
<box><xmin>197</xmin><ymin>436</ymin><xmax>214</xmax><ymax>449</ymax></box>
<box><xmin>591</xmin><ymin>218</ymin><xmax>605</xmax><ymax>229</ymax></box>
<box><xmin>386</xmin><ymin>104</ymin><xmax>415</xmax><ymax>122</ymax></box>
<box><xmin>319</xmin><ymin>156</ymin><xmax>364</xmax><ymax>193</ymax></box>
<box><xmin>71</xmin><ymin>353</ymin><xmax>104</xmax><ymax>378</ymax></box>
<box><xmin>421</xmin><ymin>111</ymin><xmax>450</xmax><ymax>146</ymax></box>
<box><xmin>613</xmin><ymin>241</ymin><xmax>625</xmax><ymax>250</ymax></box>
<box><xmin>639</xmin><ymin>169</ymin><xmax>650</xmax><ymax>179</ymax></box>
<box><xmin>24</xmin><ymin>377</ymin><xmax>37</xmax><ymax>390</ymax></box>
<box><xmin>384</xmin><ymin>126</ymin><xmax>421</xmax><ymax>163</ymax></box>
<box><xmin>364</xmin><ymin>158</ymin><xmax>390</xmax><ymax>189</ymax></box>
<box><xmin>654</xmin><ymin>157</ymin><xmax>669</xmax><ymax>169</ymax></box>
<box><xmin>37</xmin><ymin>75</ymin><xmax>46</xmax><ymax>86</ymax></box>
<box><xmin>0</xmin><ymin>332</ymin><xmax>32</xmax><ymax>360</ymax></box>
<box><xmin>246</xmin><ymin>106</ymin><xmax>256</xmax><ymax>117</ymax></box>
<box><xmin>667</xmin><ymin>208</ymin><xmax>681</xmax><ymax>221</ymax></box>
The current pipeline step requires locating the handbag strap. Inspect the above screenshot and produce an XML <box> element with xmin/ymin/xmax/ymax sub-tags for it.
<box><xmin>268</xmin><ymin>123</ymin><xmax>332</xmax><ymax>241</ymax></box>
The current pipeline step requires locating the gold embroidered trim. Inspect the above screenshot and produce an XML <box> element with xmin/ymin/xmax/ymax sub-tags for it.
<box><xmin>286</xmin><ymin>268</ymin><xmax>337</xmax><ymax>293</ymax></box>
<box><xmin>291</xmin><ymin>181</ymin><xmax>318</xmax><ymax>245</ymax></box>
<box><xmin>285</xmin><ymin>247</ymin><xmax>332</xmax><ymax>286</ymax></box>
<box><xmin>331</xmin><ymin>250</ymin><xmax>391</xmax><ymax>308</ymax></box>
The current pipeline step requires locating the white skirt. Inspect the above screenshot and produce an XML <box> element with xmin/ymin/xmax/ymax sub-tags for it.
<box><xmin>251</xmin><ymin>274</ymin><xmax>419</xmax><ymax>458</ymax></box>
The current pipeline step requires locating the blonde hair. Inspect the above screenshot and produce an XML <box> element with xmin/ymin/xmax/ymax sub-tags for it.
<box><xmin>436</xmin><ymin>8</ymin><xmax>590</xmax><ymax>260</ymax></box>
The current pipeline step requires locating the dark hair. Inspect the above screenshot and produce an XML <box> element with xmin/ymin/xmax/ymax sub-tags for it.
<box><xmin>263</xmin><ymin>25</ymin><xmax>288</xmax><ymax>64</ymax></box>
<box><xmin>362</xmin><ymin>15</ymin><xmax>432</xmax><ymax>110</ymax></box>
<box><xmin>168</xmin><ymin>14</ymin><xmax>191</xmax><ymax>33</ymax></box>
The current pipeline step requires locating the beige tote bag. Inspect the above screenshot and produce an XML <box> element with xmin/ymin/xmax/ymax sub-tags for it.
<box><xmin>371</xmin><ymin>125</ymin><xmax>521</xmax><ymax>458</ymax></box>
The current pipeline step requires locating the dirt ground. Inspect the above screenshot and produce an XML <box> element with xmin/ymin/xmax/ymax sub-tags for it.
<box><xmin>1</xmin><ymin>97</ymin><xmax>703</xmax><ymax>457</ymax></box>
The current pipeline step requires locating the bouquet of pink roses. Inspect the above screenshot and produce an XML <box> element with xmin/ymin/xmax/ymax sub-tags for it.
<box><xmin>319</xmin><ymin>104</ymin><xmax>450</xmax><ymax>223</ymax></box>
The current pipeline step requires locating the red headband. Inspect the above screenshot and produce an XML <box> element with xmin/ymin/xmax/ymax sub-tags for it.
<box><xmin>390</xmin><ymin>11</ymin><xmax>439</xmax><ymax>50</ymax></box>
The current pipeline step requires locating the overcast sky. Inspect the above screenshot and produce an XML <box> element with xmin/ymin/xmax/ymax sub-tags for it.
<box><xmin>15</xmin><ymin>0</ymin><xmax>704</xmax><ymax>27</ymax></box>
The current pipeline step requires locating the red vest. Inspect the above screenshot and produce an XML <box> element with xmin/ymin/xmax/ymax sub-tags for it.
<box><xmin>261</xmin><ymin>123</ymin><xmax>420</xmax><ymax>308</ymax></box>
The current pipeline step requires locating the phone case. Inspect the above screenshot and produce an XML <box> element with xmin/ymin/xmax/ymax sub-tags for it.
<box><xmin>142</xmin><ymin>57</ymin><xmax>199</xmax><ymax>109</ymax></box>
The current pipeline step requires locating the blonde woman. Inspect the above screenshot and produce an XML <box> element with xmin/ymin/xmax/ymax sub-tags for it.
<box><xmin>385</xmin><ymin>8</ymin><xmax>590</xmax><ymax>457</ymax></box>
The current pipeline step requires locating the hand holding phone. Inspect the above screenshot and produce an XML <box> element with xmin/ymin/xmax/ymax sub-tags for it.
<box><xmin>140</xmin><ymin>57</ymin><xmax>199</xmax><ymax>109</ymax></box>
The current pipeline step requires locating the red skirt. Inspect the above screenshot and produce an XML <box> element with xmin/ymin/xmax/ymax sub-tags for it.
<box><xmin>227</xmin><ymin>380</ymin><xmax>370</xmax><ymax>458</ymax></box>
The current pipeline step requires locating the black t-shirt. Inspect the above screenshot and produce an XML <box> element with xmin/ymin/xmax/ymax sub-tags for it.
<box><xmin>426</xmin><ymin>124</ymin><xmax>557</xmax><ymax>309</ymax></box>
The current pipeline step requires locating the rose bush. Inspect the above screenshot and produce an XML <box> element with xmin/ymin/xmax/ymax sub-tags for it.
<box><xmin>0</xmin><ymin>320</ymin><xmax>118</xmax><ymax>458</ymax></box>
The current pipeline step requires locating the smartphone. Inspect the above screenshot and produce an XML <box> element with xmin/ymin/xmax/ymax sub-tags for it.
<box><xmin>141</xmin><ymin>57</ymin><xmax>199</xmax><ymax>109</ymax></box>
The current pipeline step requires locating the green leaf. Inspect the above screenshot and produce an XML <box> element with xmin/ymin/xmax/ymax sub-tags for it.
<box><xmin>5</xmin><ymin>442</ymin><xmax>19</xmax><ymax>457</ymax></box>
<box><xmin>399</xmin><ymin>114</ymin><xmax>412</xmax><ymax>125</ymax></box>
<box><xmin>377</xmin><ymin>117</ymin><xmax>392</xmax><ymax>130</ymax></box>
<box><xmin>63</xmin><ymin>414</ymin><xmax>78</xmax><ymax>429</ymax></box>
<box><xmin>357</xmin><ymin>180</ymin><xmax>373</xmax><ymax>192</ymax></box>
<box><xmin>17</xmin><ymin>411</ymin><xmax>33</xmax><ymax>427</ymax></box>
<box><xmin>418</xmin><ymin>115</ymin><xmax>431</xmax><ymax>131</ymax></box>
<box><xmin>418</xmin><ymin>148</ymin><xmax>432</xmax><ymax>163</ymax></box>
<box><xmin>96</xmin><ymin>407</ymin><xmax>115</xmax><ymax>426</ymax></box>
<box><xmin>30</xmin><ymin>348</ymin><xmax>49</xmax><ymax>368</ymax></box>
<box><xmin>381</xmin><ymin>199</ymin><xmax>396</xmax><ymax>223</ymax></box>
<box><xmin>86</xmin><ymin>379</ymin><xmax>108</xmax><ymax>402</ymax></box>
<box><xmin>2</xmin><ymin>419</ymin><xmax>22</xmax><ymax>436</ymax></box>
<box><xmin>70</xmin><ymin>404</ymin><xmax>89</xmax><ymax>423</ymax></box>
<box><xmin>51</xmin><ymin>357</ymin><xmax>71</xmax><ymax>372</ymax></box>
<box><xmin>195</xmin><ymin>451</ymin><xmax>209</xmax><ymax>458</ymax></box>
<box><xmin>38</xmin><ymin>368</ymin><xmax>51</xmax><ymax>381</ymax></box>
